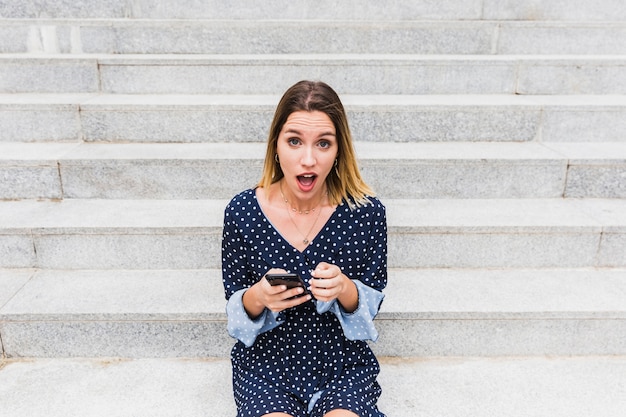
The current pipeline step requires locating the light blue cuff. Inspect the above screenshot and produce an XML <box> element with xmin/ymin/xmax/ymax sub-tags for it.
<box><xmin>315</xmin><ymin>280</ymin><xmax>384</xmax><ymax>341</ymax></box>
<box><xmin>308</xmin><ymin>390</ymin><xmax>325</xmax><ymax>413</ymax></box>
<box><xmin>226</xmin><ymin>288</ymin><xmax>281</xmax><ymax>347</ymax></box>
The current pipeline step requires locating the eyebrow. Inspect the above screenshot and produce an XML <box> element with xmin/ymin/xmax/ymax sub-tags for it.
<box><xmin>284</xmin><ymin>128</ymin><xmax>336</xmax><ymax>137</ymax></box>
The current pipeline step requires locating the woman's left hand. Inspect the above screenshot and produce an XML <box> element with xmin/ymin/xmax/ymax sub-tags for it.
<box><xmin>310</xmin><ymin>262</ymin><xmax>358</xmax><ymax>312</ymax></box>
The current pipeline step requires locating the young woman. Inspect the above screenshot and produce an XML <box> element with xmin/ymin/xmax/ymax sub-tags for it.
<box><xmin>222</xmin><ymin>80</ymin><xmax>387</xmax><ymax>417</ymax></box>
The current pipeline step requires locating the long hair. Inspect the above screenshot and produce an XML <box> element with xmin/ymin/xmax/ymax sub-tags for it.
<box><xmin>258</xmin><ymin>80</ymin><xmax>374</xmax><ymax>208</ymax></box>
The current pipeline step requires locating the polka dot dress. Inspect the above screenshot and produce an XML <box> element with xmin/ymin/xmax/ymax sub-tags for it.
<box><xmin>222</xmin><ymin>189</ymin><xmax>388</xmax><ymax>417</ymax></box>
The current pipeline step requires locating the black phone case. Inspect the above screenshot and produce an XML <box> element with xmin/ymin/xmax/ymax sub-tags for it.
<box><xmin>265</xmin><ymin>273</ymin><xmax>306</xmax><ymax>289</ymax></box>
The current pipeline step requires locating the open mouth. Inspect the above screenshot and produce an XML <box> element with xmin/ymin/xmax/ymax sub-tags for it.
<box><xmin>297</xmin><ymin>174</ymin><xmax>317</xmax><ymax>191</ymax></box>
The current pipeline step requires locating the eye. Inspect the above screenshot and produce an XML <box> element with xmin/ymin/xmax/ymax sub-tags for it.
<box><xmin>318</xmin><ymin>139</ymin><xmax>335</xmax><ymax>149</ymax></box>
<box><xmin>288</xmin><ymin>137</ymin><xmax>301</xmax><ymax>146</ymax></box>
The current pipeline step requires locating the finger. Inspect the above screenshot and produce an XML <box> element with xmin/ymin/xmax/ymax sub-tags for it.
<box><xmin>311</xmin><ymin>269</ymin><xmax>333</xmax><ymax>280</ymax></box>
<box><xmin>269</xmin><ymin>286</ymin><xmax>306</xmax><ymax>303</ymax></box>
<box><xmin>315</xmin><ymin>262</ymin><xmax>331</xmax><ymax>270</ymax></box>
<box><xmin>309</xmin><ymin>277</ymin><xmax>322</xmax><ymax>287</ymax></box>
<box><xmin>310</xmin><ymin>275</ymin><xmax>339</xmax><ymax>289</ymax></box>
<box><xmin>311</xmin><ymin>262</ymin><xmax>332</xmax><ymax>277</ymax></box>
<box><xmin>288</xmin><ymin>292</ymin><xmax>312</xmax><ymax>306</ymax></box>
<box><xmin>310</xmin><ymin>291</ymin><xmax>333</xmax><ymax>302</ymax></box>
<box><xmin>285</xmin><ymin>286</ymin><xmax>306</xmax><ymax>299</ymax></box>
<box><xmin>310</xmin><ymin>285</ymin><xmax>337</xmax><ymax>300</ymax></box>
<box><xmin>263</xmin><ymin>280</ymin><xmax>287</xmax><ymax>295</ymax></box>
<box><xmin>312</xmin><ymin>264</ymin><xmax>341</xmax><ymax>280</ymax></box>
<box><xmin>273</xmin><ymin>290</ymin><xmax>311</xmax><ymax>310</ymax></box>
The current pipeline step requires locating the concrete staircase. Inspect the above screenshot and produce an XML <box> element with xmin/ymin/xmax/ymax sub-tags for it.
<box><xmin>1</xmin><ymin>1</ymin><xmax>626</xmax><ymax>416</ymax></box>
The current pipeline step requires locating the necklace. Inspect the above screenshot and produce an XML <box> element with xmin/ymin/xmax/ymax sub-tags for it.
<box><xmin>288</xmin><ymin>203</ymin><xmax>323</xmax><ymax>245</ymax></box>
<box><xmin>279</xmin><ymin>182</ymin><xmax>325</xmax><ymax>245</ymax></box>
<box><xmin>279</xmin><ymin>181</ymin><xmax>323</xmax><ymax>215</ymax></box>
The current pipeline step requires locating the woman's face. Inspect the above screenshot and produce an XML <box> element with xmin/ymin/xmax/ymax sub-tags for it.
<box><xmin>276</xmin><ymin>110</ymin><xmax>338</xmax><ymax>201</ymax></box>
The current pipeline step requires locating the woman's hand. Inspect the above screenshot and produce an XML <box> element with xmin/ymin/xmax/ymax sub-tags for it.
<box><xmin>243</xmin><ymin>268</ymin><xmax>311</xmax><ymax>318</ymax></box>
<box><xmin>310</xmin><ymin>262</ymin><xmax>358</xmax><ymax>312</ymax></box>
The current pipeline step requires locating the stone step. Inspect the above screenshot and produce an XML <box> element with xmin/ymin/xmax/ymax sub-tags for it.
<box><xmin>1</xmin><ymin>268</ymin><xmax>625</xmax><ymax>358</ymax></box>
<box><xmin>2</xmin><ymin>0</ymin><xmax>625</xmax><ymax>21</ymax></box>
<box><xmin>3</xmin><ymin>356</ymin><xmax>626</xmax><ymax>417</ymax></box>
<box><xmin>3</xmin><ymin>19</ymin><xmax>626</xmax><ymax>55</ymax></box>
<box><xmin>2</xmin><ymin>141</ymin><xmax>626</xmax><ymax>200</ymax></box>
<box><xmin>1</xmin><ymin>198</ymin><xmax>625</xmax><ymax>270</ymax></box>
<box><xmin>2</xmin><ymin>54</ymin><xmax>626</xmax><ymax>94</ymax></box>
<box><xmin>3</xmin><ymin>94</ymin><xmax>626</xmax><ymax>143</ymax></box>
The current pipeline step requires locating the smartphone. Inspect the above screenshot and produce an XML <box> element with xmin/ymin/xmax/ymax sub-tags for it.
<box><xmin>265</xmin><ymin>273</ymin><xmax>309</xmax><ymax>299</ymax></box>
<box><xmin>265</xmin><ymin>273</ymin><xmax>307</xmax><ymax>290</ymax></box>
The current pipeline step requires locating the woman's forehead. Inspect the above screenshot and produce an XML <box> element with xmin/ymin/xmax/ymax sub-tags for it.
<box><xmin>282</xmin><ymin>111</ymin><xmax>336</xmax><ymax>134</ymax></box>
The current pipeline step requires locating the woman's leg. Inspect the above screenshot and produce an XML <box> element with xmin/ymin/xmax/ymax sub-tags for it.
<box><xmin>324</xmin><ymin>410</ymin><xmax>359</xmax><ymax>417</ymax></box>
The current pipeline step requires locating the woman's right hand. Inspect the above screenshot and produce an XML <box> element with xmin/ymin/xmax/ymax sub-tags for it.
<box><xmin>243</xmin><ymin>269</ymin><xmax>311</xmax><ymax>317</ymax></box>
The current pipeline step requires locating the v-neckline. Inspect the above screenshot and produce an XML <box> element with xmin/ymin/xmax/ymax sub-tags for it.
<box><xmin>253</xmin><ymin>188</ymin><xmax>338</xmax><ymax>253</ymax></box>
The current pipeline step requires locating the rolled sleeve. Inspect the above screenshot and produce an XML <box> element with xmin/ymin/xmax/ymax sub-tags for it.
<box><xmin>315</xmin><ymin>280</ymin><xmax>384</xmax><ymax>342</ymax></box>
<box><xmin>226</xmin><ymin>288</ymin><xmax>282</xmax><ymax>347</ymax></box>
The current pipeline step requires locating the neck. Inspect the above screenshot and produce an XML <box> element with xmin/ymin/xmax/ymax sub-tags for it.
<box><xmin>279</xmin><ymin>181</ymin><xmax>325</xmax><ymax>215</ymax></box>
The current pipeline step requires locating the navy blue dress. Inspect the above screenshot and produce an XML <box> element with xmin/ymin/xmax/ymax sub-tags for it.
<box><xmin>222</xmin><ymin>189</ymin><xmax>387</xmax><ymax>417</ymax></box>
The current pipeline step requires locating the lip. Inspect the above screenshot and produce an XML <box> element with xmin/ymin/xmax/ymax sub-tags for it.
<box><xmin>296</xmin><ymin>173</ymin><xmax>318</xmax><ymax>192</ymax></box>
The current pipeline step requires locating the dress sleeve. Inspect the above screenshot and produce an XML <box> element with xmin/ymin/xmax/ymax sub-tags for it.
<box><xmin>316</xmin><ymin>199</ymin><xmax>388</xmax><ymax>341</ymax></box>
<box><xmin>221</xmin><ymin>200</ymin><xmax>249</xmax><ymax>299</ymax></box>
<box><xmin>226</xmin><ymin>288</ymin><xmax>282</xmax><ymax>347</ymax></box>
<box><xmin>222</xmin><ymin>197</ymin><xmax>282</xmax><ymax>347</ymax></box>
<box><xmin>315</xmin><ymin>280</ymin><xmax>384</xmax><ymax>341</ymax></box>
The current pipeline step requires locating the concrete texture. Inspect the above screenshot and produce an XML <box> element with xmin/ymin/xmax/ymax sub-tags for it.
<box><xmin>0</xmin><ymin>57</ymin><xmax>99</xmax><ymax>93</ymax></box>
<box><xmin>3</xmin><ymin>55</ymin><xmax>626</xmax><ymax>95</ymax></box>
<box><xmin>2</xmin><ymin>268</ymin><xmax>625</xmax><ymax>357</ymax></box>
<box><xmin>3</xmin><ymin>0</ymin><xmax>626</xmax><ymax>20</ymax></box>
<box><xmin>4</xmin><ymin>20</ymin><xmax>626</xmax><ymax>55</ymax></box>
<box><xmin>1</xmin><ymin>198</ymin><xmax>625</xmax><ymax>269</ymax></box>
<box><xmin>0</xmin><ymin>0</ymin><xmax>483</xmax><ymax>20</ymax></box>
<box><xmin>3</xmin><ymin>94</ymin><xmax>626</xmax><ymax>143</ymax></box>
<box><xmin>483</xmin><ymin>0</ymin><xmax>626</xmax><ymax>21</ymax></box>
<box><xmin>1</xmin><ymin>356</ymin><xmax>625</xmax><ymax>417</ymax></box>
<box><xmin>2</xmin><ymin>141</ymin><xmax>626</xmax><ymax>199</ymax></box>
<box><xmin>0</xmin><ymin>108</ymin><xmax>81</xmax><ymax>142</ymax></box>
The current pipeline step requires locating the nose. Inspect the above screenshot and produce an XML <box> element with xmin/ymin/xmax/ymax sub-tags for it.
<box><xmin>300</xmin><ymin>146</ymin><xmax>316</xmax><ymax>166</ymax></box>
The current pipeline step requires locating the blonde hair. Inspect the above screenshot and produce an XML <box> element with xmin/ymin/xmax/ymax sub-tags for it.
<box><xmin>258</xmin><ymin>80</ymin><xmax>374</xmax><ymax>208</ymax></box>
